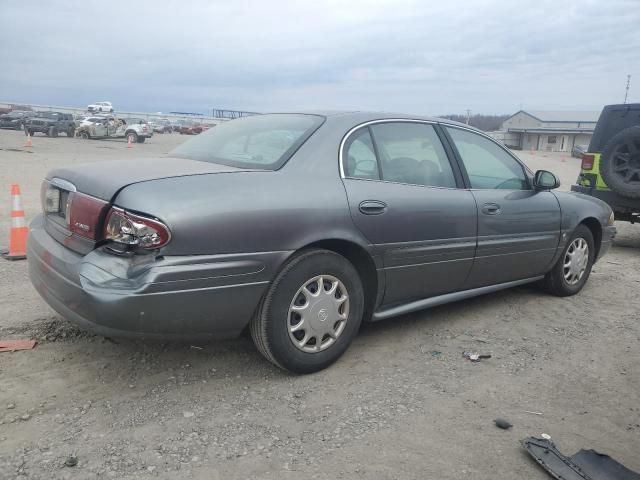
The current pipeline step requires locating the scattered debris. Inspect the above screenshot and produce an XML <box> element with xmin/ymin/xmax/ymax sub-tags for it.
<box><xmin>524</xmin><ymin>411</ymin><xmax>543</xmax><ymax>416</ymax></box>
<box><xmin>541</xmin><ymin>433</ymin><xmax>552</xmax><ymax>440</ymax></box>
<box><xmin>463</xmin><ymin>351</ymin><xmax>492</xmax><ymax>362</ymax></box>
<box><xmin>64</xmin><ymin>456</ymin><xmax>78</xmax><ymax>467</ymax></box>
<box><xmin>522</xmin><ymin>436</ymin><xmax>640</xmax><ymax>480</ymax></box>
<box><xmin>20</xmin><ymin>414</ymin><xmax>31</xmax><ymax>421</ymax></box>
<box><xmin>183</xmin><ymin>411</ymin><xmax>195</xmax><ymax>418</ymax></box>
<box><xmin>7</xmin><ymin>403</ymin><xmax>15</xmax><ymax>410</ymax></box>
<box><xmin>494</xmin><ymin>418</ymin><xmax>512</xmax><ymax>430</ymax></box>
<box><xmin>190</xmin><ymin>345</ymin><xmax>203</xmax><ymax>350</ymax></box>
<box><xmin>0</xmin><ymin>339</ymin><xmax>37</xmax><ymax>352</ymax></box>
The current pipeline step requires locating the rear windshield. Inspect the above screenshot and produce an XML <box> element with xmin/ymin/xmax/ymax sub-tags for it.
<box><xmin>170</xmin><ymin>114</ymin><xmax>325</xmax><ymax>170</ymax></box>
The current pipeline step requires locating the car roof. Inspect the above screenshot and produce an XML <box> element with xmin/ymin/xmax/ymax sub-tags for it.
<box><xmin>267</xmin><ymin>110</ymin><xmax>480</xmax><ymax>133</ymax></box>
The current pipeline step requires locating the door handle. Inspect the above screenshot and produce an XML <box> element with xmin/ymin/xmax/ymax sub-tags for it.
<box><xmin>359</xmin><ymin>200</ymin><xmax>387</xmax><ymax>215</ymax></box>
<box><xmin>481</xmin><ymin>203</ymin><xmax>501</xmax><ymax>215</ymax></box>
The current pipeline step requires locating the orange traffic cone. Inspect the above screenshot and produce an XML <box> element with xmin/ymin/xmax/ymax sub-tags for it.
<box><xmin>24</xmin><ymin>133</ymin><xmax>33</xmax><ymax>148</ymax></box>
<box><xmin>2</xmin><ymin>184</ymin><xmax>28</xmax><ymax>260</ymax></box>
<box><xmin>127</xmin><ymin>134</ymin><xmax>133</xmax><ymax>148</ymax></box>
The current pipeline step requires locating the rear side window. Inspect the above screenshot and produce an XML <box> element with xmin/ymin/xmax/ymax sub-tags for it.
<box><xmin>343</xmin><ymin>128</ymin><xmax>380</xmax><ymax>180</ymax></box>
<box><xmin>171</xmin><ymin>114</ymin><xmax>325</xmax><ymax>170</ymax></box>
<box><xmin>371</xmin><ymin>122</ymin><xmax>456</xmax><ymax>188</ymax></box>
<box><xmin>446</xmin><ymin>127</ymin><xmax>528</xmax><ymax>190</ymax></box>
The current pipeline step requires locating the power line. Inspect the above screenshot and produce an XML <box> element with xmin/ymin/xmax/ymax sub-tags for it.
<box><xmin>624</xmin><ymin>74</ymin><xmax>631</xmax><ymax>104</ymax></box>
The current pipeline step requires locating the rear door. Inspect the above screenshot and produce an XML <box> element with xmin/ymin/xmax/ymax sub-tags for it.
<box><xmin>341</xmin><ymin>120</ymin><xmax>478</xmax><ymax>306</ymax></box>
<box><xmin>443</xmin><ymin>125</ymin><xmax>561</xmax><ymax>288</ymax></box>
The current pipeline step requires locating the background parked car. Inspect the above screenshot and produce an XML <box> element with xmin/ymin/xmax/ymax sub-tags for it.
<box><xmin>571</xmin><ymin>144</ymin><xmax>588</xmax><ymax>158</ymax></box>
<box><xmin>150</xmin><ymin>119</ymin><xmax>172</xmax><ymax>134</ymax></box>
<box><xmin>26</xmin><ymin>112</ymin><xmax>76</xmax><ymax>137</ymax></box>
<box><xmin>0</xmin><ymin>110</ymin><xmax>36</xmax><ymax>130</ymax></box>
<box><xmin>87</xmin><ymin>101</ymin><xmax>114</xmax><ymax>113</ymax></box>
<box><xmin>75</xmin><ymin>116</ymin><xmax>152</xmax><ymax>143</ymax></box>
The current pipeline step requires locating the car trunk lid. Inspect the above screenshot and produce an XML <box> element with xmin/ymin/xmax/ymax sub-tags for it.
<box><xmin>42</xmin><ymin>156</ymin><xmax>242</xmax><ymax>254</ymax></box>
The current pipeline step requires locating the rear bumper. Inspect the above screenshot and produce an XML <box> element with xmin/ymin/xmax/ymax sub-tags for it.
<box><xmin>27</xmin><ymin>215</ymin><xmax>290</xmax><ymax>340</ymax></box>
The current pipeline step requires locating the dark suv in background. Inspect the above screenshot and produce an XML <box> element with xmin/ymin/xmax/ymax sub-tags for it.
<box><xmin>26</xmin><ymin>112</ymin><xmax>76</xmax><ymax>137</ymax></box>
<box><xmin>0</xmin><ymin>110</ymin><xmax>36</xmax><ymax>130</ymax></box>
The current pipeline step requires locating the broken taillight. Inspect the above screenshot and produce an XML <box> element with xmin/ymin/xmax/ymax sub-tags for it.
<box><xmin>104</xmin><ymin>207</ymin><xmax>171</xmax><ymax>250</ymax></box>
<box><xmin>581</xmin><ymin>154</ymin><xmax>595</xmax><ymax>171</ymax></box>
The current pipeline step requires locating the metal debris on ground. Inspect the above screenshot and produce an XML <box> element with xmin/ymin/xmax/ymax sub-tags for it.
<box><xmin>64</xmin><ymin>456</ymin><xmax>78</xmax><ymax>467</ymax></box>
<box><xmin>462</xmin><ymin>351</ymin><xmax>491</xmax><ymax>362</ymax></box>
<box><xmin>522</xmin><ymin>436</ymin><xmax>640</xmax><ymax>480</ymax></box>
<box><xmin>524</xmin><ymin>410</ymin><xmax>544</xmax><ymax>416</ymax></box>
<box><xmin>494</xmin><ymin>418</ymin><xmax>513</xmax><ymax>430</ymax></box>
<box><xmin>0</xmin><ymin>339</ymin><xmax>37</xmax><ymax>352</ymax></box>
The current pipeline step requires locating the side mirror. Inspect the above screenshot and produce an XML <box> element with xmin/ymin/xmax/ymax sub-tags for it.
<box><xmin>534</xmin><ymin>170</ymin><xmax>560</xmax><ymax>190</ymax></box>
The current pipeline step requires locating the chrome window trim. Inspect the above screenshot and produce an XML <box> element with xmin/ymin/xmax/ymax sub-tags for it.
<box><xmin>49</xmin><ymin>177</ymin><xmax>77</xmax><ymax>192</ymax></box>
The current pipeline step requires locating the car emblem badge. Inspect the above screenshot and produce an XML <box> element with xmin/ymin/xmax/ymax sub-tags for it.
<box><xmin>318</xmin><ymin>309</ymin><xmax>328</xmax><ymax>322</ymax></box>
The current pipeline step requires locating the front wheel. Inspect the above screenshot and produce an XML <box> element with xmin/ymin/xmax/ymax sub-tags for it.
<box><xmin>136</xmin><ymin>136</ymin><xmax>146</xmax><ymax>143</ymax></box>
<box><xmin>80</xmin><ymin>130</ymin><xmax>90</xmax><ymax>139</ymax></box>
<box><xmin>126</xmin><ymin>131</ymin><xmax>138</xmax><ymax>143</ymax></box>
<box><xmin>250</xmin><ymin>249</ymin><xmax>364</xmax><ymax>374</ymax></box>
<box><xmin>543</xmin><ymin>224</ymin><xmax>595</xmax><ymax>296</ymax></box>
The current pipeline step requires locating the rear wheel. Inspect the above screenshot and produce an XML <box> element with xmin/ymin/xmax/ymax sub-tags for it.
<box><xmin>136</xmin><ymin>136</ymin><xmax>146</xmax><ymax>143</ymax></box>
<box><xmin>66</xmin><ymin>126</ymin><xmax>75</xmax><ymax>137</ymax></box>
<box><xmin>126</xmin><ymin>131</ymin><xmax>138</xmax><ymax>143</ymax></box>
<box><xmin>80</xmin><ymin>130</ymin><xmax>90</xmax><ymax>139</ymax></box>
<box><xmin>600</xmin><ymin>126</ymin><xmax>640</xmax><ymax>198</ymax></box>
<box><xmin>250</xmin><ymin>249</ymin><xmax>364</xmax><ymax>373</ymax></box>
<box><xmin>48</xmin><ymin>126</ymin><xmax>58</xmax><ymax>138</ymax></box>
<box><xmin>543</xmin><ymin>224</ymin><xmax>594</xmax><ymax>296</ymax></box>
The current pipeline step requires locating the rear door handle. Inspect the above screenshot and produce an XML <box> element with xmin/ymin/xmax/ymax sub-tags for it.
<box><xmin>481</xmin><ymin>203</ymin><xmax>501</xmax><ymax>215</ymax></box>
<box><xmin>359</xmin><ymin>200</ymin><xmax>387</xmax><ymax>215</ymax></box>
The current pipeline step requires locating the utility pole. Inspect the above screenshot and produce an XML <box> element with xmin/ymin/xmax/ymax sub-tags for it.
<box><xmin>624</xmin><ymin>75</ymin><xmax>631</xmax><ymax>104</ymax></box>
<box><xmin>465</xmin><ymin>109</ymin><xmax>471</xmax><ymax>125</ymax></box>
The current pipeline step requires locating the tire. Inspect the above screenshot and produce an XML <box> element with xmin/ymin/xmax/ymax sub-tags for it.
<box><xmin>543</xmin><ymin>224</ymin><xmax>595</xmax><ymax>297</ymax></box>
<box><xmin>136</xmin><ymin>136</ymin><xmax>146</xmax><ymax>143</ymax></box>
<box><xmin>599</xmin><ymin>126</ymin><xmax>640</xmax><ymax>199</ymax></box>
<box><xmin>29</xmin><ymin>129</ymin><xmax>37</xmax><ymax>136</ymax></box>
<box><xmin>16</xmin><ymin>122</ymin><xmax>23</xmax><ymax>131</ymax></box>
<box><xmin>80</xmin><ymin>131</ymin><xmax>90</xmax><ymax>139</ymax></box>
<box><xmin>48</xmin><ymin>126</ymin><xmax>58</xmax><ymax>138</ymax></box>
<box><xmin>126</xmin><ymin>131</ymin><xmax>138</xmax><ymax>143</ymax></box>
<box><xmin>67</xmin><ymin>126</ymin><xmax>75</xmax><ymax>137</ymax></box>
<box><xmin>250</xmin><ymin>249</ymin><xmax>364</xmax><ymax>374</ymax></box>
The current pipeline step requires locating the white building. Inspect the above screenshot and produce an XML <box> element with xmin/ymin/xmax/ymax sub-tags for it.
<box><xmin>499</xmin><ymin>110</ymin><xmax>599</xmax><ymax>152</ymax></box>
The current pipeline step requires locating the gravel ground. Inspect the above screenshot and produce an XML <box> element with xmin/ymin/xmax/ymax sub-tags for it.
<box><xmin>0</xmin><ymin>128</ymin><xmax>638</xmax><ymax>479</ymax></box>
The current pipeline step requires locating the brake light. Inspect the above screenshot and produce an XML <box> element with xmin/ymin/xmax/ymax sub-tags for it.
<box><xmin>68</xmin><ymin>192</ymin><xmax>109</xmax><ymax>239</ymax></box>
<box><xmin>104</xmin><ymin>207</ymin><xmax>171</xmax><ymax>249</ymax></box>
<box><xmin>581</xmin><ymin>154</ymin><xmax>595</xmax><ymax>170</ymax></box>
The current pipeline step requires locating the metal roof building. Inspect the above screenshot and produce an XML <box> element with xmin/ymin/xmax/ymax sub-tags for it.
<box><xmin>499</xmin><ymin>110</ymin><xmax>600</xmax><ymax>152</ymax></box>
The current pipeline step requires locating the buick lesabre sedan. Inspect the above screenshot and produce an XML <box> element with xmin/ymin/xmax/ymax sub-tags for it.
<box><xmin>28</xmin><ymin>112</ymin><xmax>616</xmax><ymax>373</ymax></box>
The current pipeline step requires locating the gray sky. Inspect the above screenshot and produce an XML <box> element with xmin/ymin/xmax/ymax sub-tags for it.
<box><xmin>1</xmin><ymin>0</ymin><xmax>639</xmax><ymax>115</ymax></box>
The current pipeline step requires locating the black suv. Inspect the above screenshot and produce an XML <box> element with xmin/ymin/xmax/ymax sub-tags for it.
<box><xmin>0</xmin><ymin>110</ymin><xmax>36</xmax><ymax>130</ymax></box>
<box><xmin>571</xmin><ymin>104</ymin><xmax>640</xmax><ymax>223</ymax></box>
<box><xmin>26</xmin><ymin>112</ymin><xmax>76</xmax><ymax>137</ymax></box>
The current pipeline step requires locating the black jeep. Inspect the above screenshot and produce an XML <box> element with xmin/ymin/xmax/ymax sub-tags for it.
<box><xmin>571</xmin><ymin>104</ymin><xmax>640</xmax><ymax>223</ymax></box>
<box><xmin>25</xmin><ymin>112</ymin><xmax>76</xmax><ymax>137</ymax></box>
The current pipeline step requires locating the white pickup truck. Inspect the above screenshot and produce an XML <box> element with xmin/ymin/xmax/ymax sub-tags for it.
<box><xmin>75</xmin><ymin>116</ymin><xmax>152</xmax><ymax>143</ymax></box>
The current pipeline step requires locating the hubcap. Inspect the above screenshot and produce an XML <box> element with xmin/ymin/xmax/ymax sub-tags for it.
<box><xmin>287</xmin><ymin>275</ymin><xmax>349</xmax><ymax>353</ymax></box>
<box><xmin>563</xmin><ymin>237</ymin><xmax>589</xmax><ymax>285</ymax></box>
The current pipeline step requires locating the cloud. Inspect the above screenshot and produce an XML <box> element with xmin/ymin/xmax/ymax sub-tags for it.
<box><xmin>0</xmin><ymin>0</ymin><xmax>638</xmax><ymax>114</ymax></box>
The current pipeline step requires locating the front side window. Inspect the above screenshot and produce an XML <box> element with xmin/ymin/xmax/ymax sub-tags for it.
<box><xmin>370</xmin><ymin>122</ymin><xmax>457</xmax><ymax>188</ymax></box>
<box><xmin>171</xmin><ymin>114</ymin><xmax>324</xmax><ymax>170</ymax></box>
<box><xmin>446</xmin><ymin>127</ymin><xmax>528</xmax><ymax>190</ymax></box>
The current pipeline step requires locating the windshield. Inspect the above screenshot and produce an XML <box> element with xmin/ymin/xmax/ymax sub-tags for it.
<box><xmin>170</xmin><ymin>114</ymin><xmax>324</xmax><ymax>170</ymax></box>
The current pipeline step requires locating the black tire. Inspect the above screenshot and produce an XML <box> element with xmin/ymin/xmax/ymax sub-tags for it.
<box><xmin>29</xmin><ymin>129</ymin><xmax>37</xmax><ymax>136</ymax></box>
<box><xmin>543</xmin><ymin>224</ymin><xmax>595</xmax><ymax>297</ymax></box>
<box><xmin>80</xmin><ymin>131</ymin><xmax>90</xmax><ymax>139</ymax></box>
<box><xmin>67</xmin><ymin>126</ymin><xmax>75</xmax><ymax>137</ymax></box>
<box><xmin>126</xmin><ymin>131</ymin><xmax>138</xmax><ymax>143</ymax></box>
<box><xmin>250</xmin><ymin>249</ymin><xmax>364</xmax><ymax>374</ymax></box>
<box><xmin>48</xmin><ymin>126</ymin><xmax>58</xmax><ymax>138</ymax></box>
<box><xmin>600</xmin><ymin>126</ymin><xmax>640</xmax><ymax>199</ymax></box>
<box><xmin>16</xmin><ymin>122</ymin><xmax>23</xmax><ymax>131</ymax></box>
<box><xmin>136</xmin><ymin>136</ymin><xmax>146</xmax><ymax>143</ymax></box>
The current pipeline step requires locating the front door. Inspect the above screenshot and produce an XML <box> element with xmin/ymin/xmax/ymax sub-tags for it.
<box><xmin>444</xmin><ymin>126</ymin><xmax>561</xmax><ymax>288</ymax></box>
<box><xmin>341</xmin><ymin>121</ymin><xmax>478</xmax><ymax>305</ymax></box>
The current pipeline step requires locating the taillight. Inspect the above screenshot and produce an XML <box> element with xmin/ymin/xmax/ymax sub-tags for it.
<box><xmin>104</xmin><ymin>207</ymin><xmax>171</xmax><ymax>249</ymax></box>
<box><xmin>68</xmin><ymin>192</ymin><xmax>109</xmax><ymax>239</ymax></box>
<box><xmin>581</xmin><ymin>154</ymin><xmax>595</xmax><ymax>170</ymax></box>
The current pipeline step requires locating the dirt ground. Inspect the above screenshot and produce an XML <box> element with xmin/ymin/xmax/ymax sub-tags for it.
<box><xmin>0</xmin><ymin>128</ymin><xmax>638</xmax><ymax>480</ymax></box>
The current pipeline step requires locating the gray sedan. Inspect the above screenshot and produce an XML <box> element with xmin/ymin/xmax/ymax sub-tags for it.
<box><xmin>28</xmin><ymin>112</ymin><xmax>616</xmax><ymax>373</ymax></box>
